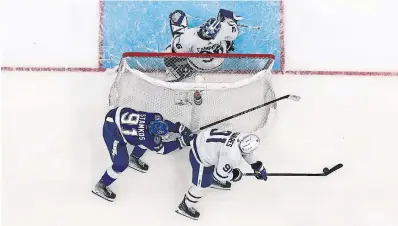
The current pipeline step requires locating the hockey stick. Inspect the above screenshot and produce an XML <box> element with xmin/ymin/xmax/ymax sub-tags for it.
<box><xmin>237</xmin><ymin>24</ymin><xmax>261</xmax><ymax>30</ymax></box>
<box><xmin>186</xmin><ymin>14</ymin><xmax>261</xmax><ymax>30</ymax></box>
<box><xmin>244</xmin><ymin>163</ymin><xmax>344</xmax><ymax>177</ymax></box>
<box><xmin>193</xmin><ymin>94</ymin><xmax>301</xmax><ymax>132</ymax></box>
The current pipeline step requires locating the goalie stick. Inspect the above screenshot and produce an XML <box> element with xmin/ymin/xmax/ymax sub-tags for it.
<box><xmin>244</xmin><ymin>163</ymin><xmax>344</xmax><ymax>177</ymax></box>
<box><xmin>237</xmin><ymin>24</ymin><xmax>261</xmax><ymax>30</ymax></box>
<box><xmin>193</xmin><ymin>94</ymin><xmax>301</xmax><ymax>132</ymax></box>
<box><xmin>186</xmin><ymin>14</ymin><xmax>261</xmax><ymax>31</ymax></box>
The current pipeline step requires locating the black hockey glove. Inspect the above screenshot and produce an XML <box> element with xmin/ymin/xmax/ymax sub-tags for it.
<box><xmin>231</xmin><ymin>168</ymin><xmax>243</xmax><ymax>182</ymax></box>
<box><xmin>178</xmin><ymin>133</ymin><xmax>195</xmax><ymax>148</ymax></box>
<box><xmin>176</xmin><ymin>122</ymin><xmax>192</xmax><ymax>136</ymax></box>
<box><xmin>226</xmin><ymin>41</ymin><xmax>235</xmax><ymax>52</ymax></box>
<box><xmin>251</xmin><ymin>161</ymin><xmax>268</xmax><ymax>181</ymax></box>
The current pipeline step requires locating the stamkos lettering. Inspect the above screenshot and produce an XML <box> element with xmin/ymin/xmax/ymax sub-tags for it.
<box><xmin>226</xmin><ymin>132</ymin><xmax>240</xmax><ymax>147</ymax></box>
<box><xmin>138</xmin><ymin>114</ymin><xmax>147</xmax><ymax>140</ymax></box>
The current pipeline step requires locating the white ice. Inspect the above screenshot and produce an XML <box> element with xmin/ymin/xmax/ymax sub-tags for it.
<box><xmin>2</xmin><ymin>72</ymin><xmax>398</xmax><ymax>226</ymax></box>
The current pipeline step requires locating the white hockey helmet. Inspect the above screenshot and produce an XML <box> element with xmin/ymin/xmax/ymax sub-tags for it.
<box><xmin>238</xmin><ymin>133</ymin><xmax>260</xmax><ymax>155</ymax></box>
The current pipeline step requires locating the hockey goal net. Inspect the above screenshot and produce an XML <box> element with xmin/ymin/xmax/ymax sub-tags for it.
<box><xmin>109</xmin><ymin>52</ymin><xmax>276</xmax><ymax>132</ymax></box>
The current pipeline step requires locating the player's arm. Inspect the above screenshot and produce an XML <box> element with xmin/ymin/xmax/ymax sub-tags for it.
<box><xmin>242</xmin><ymin>152</ymin><xmax>258</xmax><ymax>165</ymax></box>
<box><xmin>155</xmin><ymin>139</ymin><xmax>180</xmax><ymax>154</ymax></box>
<box><xmin>243</xmin><ymin>153</ymin><xmax>267</xmax><ymax>181</ymax></box>
<box><xmin>154</xmin><ymin>134</ymin><xmax>194</xmax><ymax>154</ymax></box>
<box><xmin>213</xmin><ymin>153</ymin><xmax>242</xmax><ymax>183</ymax></box>
<box><xmin>166</xmin><ymin>121</ymin><xmax>192</xmax><ymax>136</ymax></box>
<box><xmin>172</xmin><ymin>33</ymin><xmax>194</xmax><ymax>53</ymax></box>
<box><xmin>216</xmin><ymin>9</ymin><xmax>242</xmax><ymax>53</ymax></box>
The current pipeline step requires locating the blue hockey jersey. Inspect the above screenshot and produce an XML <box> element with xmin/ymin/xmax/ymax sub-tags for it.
<box><xmin>105</xmin><ymin>107</ymin><xmax>181</xmax><ymax>154</ymax></box>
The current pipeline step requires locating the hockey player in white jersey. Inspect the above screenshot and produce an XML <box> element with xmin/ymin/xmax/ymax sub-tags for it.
<box><xmin>175</xmin><ymin>128</ymin><xmax>268</xmax><ymax>220</ymax></box>
<box><xmin>164</xmin><ymin>9</ymin><xmax>243</xmax><ymax>81</ymax></box>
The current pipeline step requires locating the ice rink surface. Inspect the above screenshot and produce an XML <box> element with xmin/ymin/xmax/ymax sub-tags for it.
<box><xmin>2</xmin><ymin>71</ymin><xmax>398</xmax><ymax>226</ymax></box>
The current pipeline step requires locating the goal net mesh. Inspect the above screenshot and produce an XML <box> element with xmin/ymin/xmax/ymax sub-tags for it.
<box><xmin>109</xmin><ymin>52</ymin><xmax>276</xmax><ymax>132</ymax></box>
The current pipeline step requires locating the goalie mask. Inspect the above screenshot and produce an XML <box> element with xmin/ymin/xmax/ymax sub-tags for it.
<box><xmin>238</xmin><ymin>134</ymin><xmax>260</xmax><ymax>155</ymax></box>
<box><xmin>198</xmin><ymin>18</ymin><xmax>221</xmax><ymax>40</ymax></box>
<box><xmin>148</xmin><ymin>120</ymin><xmax>169</xmax><ymax>136</ymax></box>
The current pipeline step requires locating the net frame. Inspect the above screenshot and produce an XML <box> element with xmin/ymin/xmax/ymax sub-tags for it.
<box><xmin>110</xmin><ymin>52</ymin><xmax>276</xmax><ymax>132</ymax></box>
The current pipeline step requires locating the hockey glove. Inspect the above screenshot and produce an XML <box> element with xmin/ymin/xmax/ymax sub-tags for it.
<box><xmin>226</xmin><ymin>41</ymin><xmax>235</xmax><ymax>52</ymax></box>
<box><xmin>178</xmin><ymin>133</ymin><xmax>195</xmax><ymax>148</ymax></box>
<box><xmin>176</xmin><ymin>122</ymin><xmax>192</xmax><ymax>136</ymax></box>
<box><xmin>251</xmin><ymin>161</ymin><xmax>268</xmax><ymax>181</ymax></box>
<box><xmin>217</xmin><ymin>9</ymin><xmax>243</xmax><ymax>23</ymax></box>
<box><xmin>231</xmin><ymin>168</ymin><xmax>243</xmax><ymax>182</ymax></box>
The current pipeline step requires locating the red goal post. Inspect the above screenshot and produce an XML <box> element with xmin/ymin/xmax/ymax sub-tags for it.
<box><xmin>109</xmin><ymin>52</ymin><xmax>276</xmax><ymax>132</ymax></box>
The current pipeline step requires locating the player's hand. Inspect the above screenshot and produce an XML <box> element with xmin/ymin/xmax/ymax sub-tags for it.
<box><xmin>176</xmin><ymin>122</ymin><xmax>192</xmax><ymax>136</ymax></box>
<box><xmin>178</xmin><ymin>133</ymin><xmax>195</xmax><ymax>148</ymax></box>
<box><xmin>226</xmin><ymin>41</ymin><xmax>235</xmax><ymax>52</ymax></box>
<box><xmin>251</xmin><ymin>161</ymin><xmax>268</xmax><ymax>181</ymax></box>
<box><xmin>231</xmin><ymin>168</ymin><xmax>243</xmax><ymax>182</ymax></box>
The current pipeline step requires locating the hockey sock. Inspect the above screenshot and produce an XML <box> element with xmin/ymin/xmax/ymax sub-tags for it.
<box><xmin>101</xmin><ymin>166</ymin><xmax>121</xmax><ymax>186</ymax></box>
<box><xmin>184</xmin><ymin>185</ymin><xmax>202</xmax><ymax>208</ymax></box>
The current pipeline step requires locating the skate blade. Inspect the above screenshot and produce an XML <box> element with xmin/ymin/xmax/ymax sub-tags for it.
<box><xmin>128</xmin><ymin>164</ymin><xmax>148</xmax><ymax>173</ymax></box>
<box><xmin>92</xmin><ymin>190</ymin><xmax>114</xmax><ymax>202</ymax></box>
<box><xmin>175</xmin><ymin>209</ymin><xmax>198</xmax><ymax>220</ymax></box>
<box><xmin>210</xmin><ymin>185</ymin><xmax>231</xmax><ymax>190</ymax></box>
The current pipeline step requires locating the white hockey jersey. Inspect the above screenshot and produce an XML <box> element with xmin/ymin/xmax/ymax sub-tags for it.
<box><xmin>191</xmin><ymin>128</ymin><xmax>258</xmax><ymax>182</ymax></box>
<box><xmin>170</xmin><ymin>19</ymin><xmax>239</xmax><ymax>54</ymax></box>
<box><xmin>165</xmin><ymin>19</ymin><xmax>239</xmax><ymax>72</ymax></box>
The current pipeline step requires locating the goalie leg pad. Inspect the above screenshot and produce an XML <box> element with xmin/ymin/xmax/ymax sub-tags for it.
<box><xmin>164</xmin><ymin>57</ymin><xmax>196</xmax><ymax>81</ymax></box>
<box><xmin>169</xmin><ymin>10</ymin><xmax>188</xmax><ymax>37</ymax></box>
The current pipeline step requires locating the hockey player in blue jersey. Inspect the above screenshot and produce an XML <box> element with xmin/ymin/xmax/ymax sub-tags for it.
<box><xmin>92</xmin><ymin>107</ymin><xmax>194</xmax><ymax>202</ymax></box>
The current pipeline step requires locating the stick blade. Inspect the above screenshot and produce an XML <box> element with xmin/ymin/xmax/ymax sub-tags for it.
<box><xmin>288</xmin><ymin>95</ymin><xmax>301</xmax><ymax>101</ymax></box>
<box><xmin>325</xmin><ymin>163</ymin><xmax>343</xmax><ymax>175</ymax></box>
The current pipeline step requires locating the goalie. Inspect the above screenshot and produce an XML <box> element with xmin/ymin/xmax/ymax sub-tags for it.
<box><xmin>164</xmin><ymin>9</ymin><xmax>243</xmax><ymax>81</ymax></box>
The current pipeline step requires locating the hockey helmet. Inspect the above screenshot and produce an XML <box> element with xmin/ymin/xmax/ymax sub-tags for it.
<box><xmin>199</xmin><ymin>18</ymin><xmax>222</xmax><ymax>39</ymax></box>
<box><xmin>148</xmin><ymin>120</ymin><xmax>169</xmax><ymax>136</ymax></box>
<box><xmin>238</xmin><ymin>133</ymin><xmax>260</xmax><ymax>155</ymax></box>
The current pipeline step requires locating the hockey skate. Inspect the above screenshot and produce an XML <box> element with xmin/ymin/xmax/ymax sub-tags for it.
<box><xmin>175</xmin><ymin>196</ymin><xmax>200</xmax><ymax>220</ymax></box>
<box><xmin>92</xmin><ymin>180</ymin><xmax>116</xmax><ymax>202</ymax></box>
<box><xmin>210</xmin><ymin>179</ymin><xmax>231</xmax><ymax>190</ymax></box>
<box><xmin>128</xmin><ymin>156</ymin><xmax>149</xmax><ymax>173</ymax></box>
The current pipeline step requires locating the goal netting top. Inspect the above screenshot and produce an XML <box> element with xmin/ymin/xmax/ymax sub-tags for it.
<box><xmin>109</xmin><ymin>52</ymin><xmax>276</xmax><ymax>132</ymax></box>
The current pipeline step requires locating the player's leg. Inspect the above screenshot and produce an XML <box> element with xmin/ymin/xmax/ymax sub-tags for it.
<box><xmin>165</xmin><ymin>10</ymin><xmax>196</xmax><ymax>81</ymax></box>
<box><xmin>128</xmin><ymin>146</ymin><xmax>149</xmax><ymax>173</ymax></box>
<box><xmin>92</xmin><ymin>122</ymin><xmax>129</xmax><ymax>202</ymax></box>
<box><xmin>175</xmin><ymin>149</ymin><xmax>214</xmax><ymax>220</ymax></box>
<box><xmin>169</xmin><ymin>10</ymin><xmax>188</xmax><ymax>38</ymax></box>
<box><xmin>164</xmin><ymin>56</ymin><xmax>196</xmax><ymax>82</ymax></box>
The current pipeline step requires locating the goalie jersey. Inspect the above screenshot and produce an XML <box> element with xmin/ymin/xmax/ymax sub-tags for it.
<box><xmin>171</xmin><ymin>25</ymin><xmax>237</xmax><ymax>54</ymax></box>
<box><xmin>168</xmin><ymin>9</ymin><xmax>240</xmax><ymax>54</ymax></box>
<box><xmin>192</xmin><ymin>128</ymin><xmax>258</xmax><ymax>182</ymax></box>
